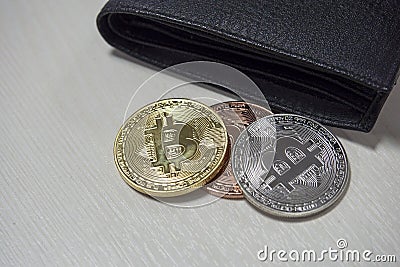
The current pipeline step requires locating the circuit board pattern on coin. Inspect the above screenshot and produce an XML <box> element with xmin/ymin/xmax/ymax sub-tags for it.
<box><xmin>232</xmin><ymin>114</ymin><xmax>349</xmax><ymax>217</ymax></box>
<box><xmin>205</xmin><ymin>102</ymin><xmax>272</xmax><ymax>199</ymax></box>
<box><xmin>114</xmin><ymin>99</ymin><xmax>229</xmax><ymax>197</ymax></box>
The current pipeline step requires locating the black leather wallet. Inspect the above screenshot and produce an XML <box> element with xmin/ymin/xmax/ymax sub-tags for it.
<box><xmin>97</xmin><ymin>0</ymin><xmax>400</xmax><ymax>132</ymax></box>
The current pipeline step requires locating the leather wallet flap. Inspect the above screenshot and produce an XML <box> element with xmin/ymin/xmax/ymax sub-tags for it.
<box><xmin>97</xmin><ymin>0</ymin><xmax>400</xmax><ymax>132</ymax></box>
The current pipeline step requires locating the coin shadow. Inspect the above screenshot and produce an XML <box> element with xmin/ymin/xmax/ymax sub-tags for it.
<box><xmin>156</xmin><ymin>189</ymin><xmax>222</xmax><ymax>208</ymax></box>
<box><xmin>127</xmin><ymin>185</ymin><xmax>224</xmax><ymax>208</ymax></box>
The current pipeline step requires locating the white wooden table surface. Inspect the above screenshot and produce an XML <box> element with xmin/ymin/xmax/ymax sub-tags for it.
<box><xmin>1</xmin><ymin>1</ymin><xmax>399</xmax><ymax>266</ymax></box>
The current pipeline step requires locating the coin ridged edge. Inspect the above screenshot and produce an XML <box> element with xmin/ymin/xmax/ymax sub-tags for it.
<box><xmin>232</xmin><ymin>114</ymin><xmax>350</xmax><ymax>218</ymax></box>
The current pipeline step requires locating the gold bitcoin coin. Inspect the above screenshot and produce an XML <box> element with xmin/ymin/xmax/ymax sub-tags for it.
<box><xmin>114</xmin><ymin>99</ymin><xmax>229</xmax><ymax>197</ymax></box>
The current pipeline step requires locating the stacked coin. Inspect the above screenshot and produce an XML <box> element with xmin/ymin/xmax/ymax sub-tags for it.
<box><xmin>114</xmin><ymin>98</ymin><xmax>349</xmax><ymax>218</ymax></box>
<box><xmin>205</xmin><ymin>101</ymin><xmax>273</xmax><ymax>199</ymax></box>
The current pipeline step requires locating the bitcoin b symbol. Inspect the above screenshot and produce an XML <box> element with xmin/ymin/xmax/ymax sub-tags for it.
<box><xmin>144</xmin><ymin>112</ymin><xmax>198</xmax><ymax>176</ymax></box>
<box><xmin>260</xmin><ymin>137</ymin><xmax>323</xmax><ymax>192</ymax></box>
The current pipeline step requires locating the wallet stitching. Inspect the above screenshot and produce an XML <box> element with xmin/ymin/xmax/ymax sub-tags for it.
<box><xmin>101</xmin><ymin>14</ymin><xmax>366</xmax><ymax>129</ymax></box>
<box><xmin>108</xmin><ymin>36</ymin><xmax>361</xmax><ymax>129</ymax></box>
<box><xmin>115</xmin><ymin>23</ymin><xmax>368</xmax><ymax>114</ymax></box>
<box><xmin>125</xmin><ymin>15</ymin><xmax>374</xmax><ymax>102</ymax></box>
<box><xmin>106</xmin><ymin>5</ymin><xmax>395</xmax><ymax>91</ymax></box>
<box><xmin>108</xmin><ymin>14</ymin><xmax>368</xmax><ymax>111</ymax></box>
<box><xmin>98</xmin><ymin>9</ymin><xmax>390</xmax><ymax>130</ymax></box>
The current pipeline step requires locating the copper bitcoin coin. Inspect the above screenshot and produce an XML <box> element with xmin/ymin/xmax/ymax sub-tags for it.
<box><xmin>205</xmin><ymin>101</ymin><xmax>272</xmax><ymax>199</ymax></box>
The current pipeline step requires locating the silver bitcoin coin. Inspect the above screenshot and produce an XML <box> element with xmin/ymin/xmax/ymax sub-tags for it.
<box><xmin>232</xmin><ymin>114</ymin><xmax>349</xmax><ymax>218</ymax></box>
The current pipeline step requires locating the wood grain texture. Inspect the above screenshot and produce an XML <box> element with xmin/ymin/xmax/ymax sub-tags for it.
<box><xmin>0</xmin><ymin>1</ymin><xmax>399</xmax><ymax>266</ymax></box>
